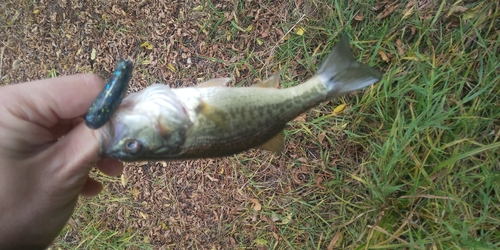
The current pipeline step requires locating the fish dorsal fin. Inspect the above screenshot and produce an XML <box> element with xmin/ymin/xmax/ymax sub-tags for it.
<box><xmin>196</xmin><ymin>100</ymin><xmax>229</xmax><ymax>129</ymax></box>
<box><xmin>196</xmin><ymin>78</ymin><xmax>231</xmax><ymax>88</ymax></box>
<box><xmin>257</xmin><ymin>131</ymin><xmax>284</xmax><ymax>152</ymax></box>
<box><xmin>254</xmin><ymin>72</ymin><xmax>280</xmax><ymax>88</ymax></box>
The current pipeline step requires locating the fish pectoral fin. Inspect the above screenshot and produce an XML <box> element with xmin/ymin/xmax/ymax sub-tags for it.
<box><xmin>257</xmin><ymin>131</ymin><xmax>284</xmax><ymax>152</ymax></box>
<box><xmin>254</xmin><ymin>71</ymin><xmax>281</xmax><ymax>88</ymax></box>
<box><xmin>197</xmin><ymin>101</ymin><xmax>230</xmax><ymax>129</ymax></box>
<box><xmin>196</xmin><ymin>78</ymin><xmax>231</xmax><ymax>88</ymax></box>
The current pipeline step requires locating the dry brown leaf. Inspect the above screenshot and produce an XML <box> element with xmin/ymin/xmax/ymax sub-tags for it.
<box><xmin>377</xmin><ymin>3</ymin><xmax>399</xmax><ymax>19</ymax></box>
<box><xmin>446</xmin><ymin>5</ymin><xmax>468</xmax><ymax>18</ymax></box>
<box><xmin>396</xmin><ymin>39</ymin><xmax>405</xmax><ymax>55</ymax></box>
<box><xmin>262</xmin><ymin>28</ymin><xmax>269</xmax><ymax>38</ymax></box>
<box><xmin>378</xmin><ymin>50</ymin><xmax>391</xmax><ymax>63</ymax></box>
<box><xmin>249</xmin><ymin>198</ymin><xmax>262</xmax><ymax>211</ymax></box>
<box><xmin>206</xmin><ymin>174</ymin><xmax>219</xmax><ymax>182</ymax></box>
<box><xmin>354</xmin><ymin>15</ymin><xmax>364</xmax><ymax>21</ymax></box>
<box><xmin>292</xmin><ymin>172</ymin><xmax>304</xmax><ymax>185</ymax></box>
<box><xmin>318</xmin><ymin>131</ymin><xmax>326</xmax><ymax>145</ymax></box>
<box><xmin>294</xmin><ymin>113</ymin><xmax>306</xmax><ymax>122</ymax></box>
<box><xmin>327</xmin><ymin>231</ymin><xmax>343</xmax><ymax>250</ymax></box>
<box><xmin>316</xmin><ymin>176</ymin><xmax>325</xmax><ymax>189</ymax></box>
<box><xmin>403</xmin><ymin>0</ymin><xmax>417</xmax><ymax>18</ymax></box>
<box><xmin>272</xmin><ymin>232</ymin><xmax>280</xmax><ymax>241</ymax></box>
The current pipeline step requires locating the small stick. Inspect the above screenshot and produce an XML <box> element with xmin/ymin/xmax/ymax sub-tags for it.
<box><xmin>0</xmin><ymin>47</ymin><xmax>4</xmax><ymax>79</ymax></box>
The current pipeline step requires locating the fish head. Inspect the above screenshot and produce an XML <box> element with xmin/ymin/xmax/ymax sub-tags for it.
<box><xmin>99</xmin><ymin>85</ymin><xmax>192</xmax><ymax>161</ymax></box>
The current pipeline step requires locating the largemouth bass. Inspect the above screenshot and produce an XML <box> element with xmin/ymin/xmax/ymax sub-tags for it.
<box><xmin>97</xmin><ymin>34</ymin><xmax>382</xmax><ymax>161</ymax></box>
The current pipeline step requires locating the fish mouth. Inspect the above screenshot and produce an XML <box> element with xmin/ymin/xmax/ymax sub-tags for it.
<box><xmin>98</xmin><ymin>120</ymin><xmax>126</xmax><ymax>159</ymax></box>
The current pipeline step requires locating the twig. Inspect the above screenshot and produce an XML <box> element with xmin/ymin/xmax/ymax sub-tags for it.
<box><xmin>0</xmin><ymin>47</ymin><xmax>4</xmax><ymax>79</ymax></box>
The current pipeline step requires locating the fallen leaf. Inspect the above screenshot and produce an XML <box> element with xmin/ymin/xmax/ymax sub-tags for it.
<box><xmin>140</xmin><ymin>41</ymin><xmax>153</xmax><ymax>50</ymax></box>
<box><xmin>206</xmin><ymin>174</ymin><xmax>218</xmax><ymax>182</ymax></box>
<box><xmin>327</xmin><ymin>231</ymin><xmax>343</xmax><ymax>250</ymax></box>
<box><xmin>235</xmin><ymin>67</ymin><xmax>240</xmax><ymax>77</ymax></box>
<box><xmin>249</xmin><ymin>198</ymin><xmax>262</xmax><ymax>211</ymax></box>
<box><xmin>132</xmin><ymin>188</ymin><xmax>139</xmax><ymax>199</ymax></box>
<box><xmin>167</xmin><ymin>63</ymin><xmax>176</xmax><ymax>72</ymax></box>
<box><xmin>316</xmin><ymin>176</ymin><xmax>326</xmax><ymax>189</ymax></box>
<box><xmin>121</xmin><ymin>174</ymin><xmax>127</xmax><ymax>187</ymax></box>
<box><xmin>378</xmin><ymin>50</ymin><xmax>390</xmax><ymax>63</ymax></box>
<box><xmin>193</xmin><ymin>5</ymin><xmax>203</xmax><ymax>11</ymax></box>
<box><xmin>272</xmin><ymin>232</ymin><xmax>280</xmax><ymax>240</ymax></box>
<box><xmin>318</xmin><ymin>131</ymin><xmax>326</xmax><ymax>145</ymax></box>
<box><xmin>254</xmin><ymin>238</ymin><xmax>267</xmax><ymax>245</ymax></box>
<box><xmin>294</xmin><ymin>113</ymin><xmax>306</xmax><ymax>122</ymax></box>
<box><xmin>333</xmin><ymin>103</ymin><xmax>346</xmax><ymax>114</ymax></box>
<box><xmin>445</xmin><ymin>5</ymin><xmax>468</xmax><ymax>18</ymax></box>
<box><xmin>377</xmin><ymin>3</ymin><xmax>399</xmax><ymax>19</ymax></box>
<box><xmin>271</xmin><ymin>213</ymin><xmax>279</xmax><ymax>222</ymax></box>
<box><xmin>453</xmin><ymin>6</ymin><xmax>468</xmax><ymax>13</ymax></box>
<box><xmin>262</xmin><ymin>28</ymin><xmax>269</xmax><ymax>38</ymax></box>
<box><xmin>402</xmin><ymin>0</ymin><xmax>416</xmax><ymax>19</ymax></box>
<box><xmin>292</xmin><ymin>172</ymin><xmax>304</xmax><ymax>185</ymax></box>
<box><xmin>396</xmin><ymin>39</ymin><xmax>405</xmax><ymax>55</ymax></box>
<box><xmin>256</xmin><ymin>38</ymin><xmax>263</xmax><ymax>45</ymax></box>
<box><xmin>33</xmin><ymin>9</ymin><xmax>40</xmax><ymax>14</ymax></box>
<box><xmin>282</xmin><ymin>212</ymin><xmax>292</xmax><ymax>224</ymax></box>
<box><xmin>296</xmin><ymin>27</ymin><xmax>306</xmax><ymax>36</ymax></box>
<box><xmin>231</xmin><ymin>21</ymin><xmax>253</xmax><ymax>32</ymax></box>
<box><xmin>354</xmin><ymin>15</ymin><xmax>364</xmax><ymax>21</ymax></box>
<box><xmin>90</xmin><ymin>48</ymin><xmax>96</xmax><ymax>60</ymax></box>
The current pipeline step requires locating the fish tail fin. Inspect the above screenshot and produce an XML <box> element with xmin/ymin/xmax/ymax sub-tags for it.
<box><xmin>315</xmin><ymin>34</ymin><xmax>382</xmax><ymax>99</ymax></box>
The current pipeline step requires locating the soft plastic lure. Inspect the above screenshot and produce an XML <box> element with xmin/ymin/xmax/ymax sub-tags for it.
<box><xmin>85</xmin><ymin>60</ymin><xmax>133</xmax><ymax>129</ymax></box>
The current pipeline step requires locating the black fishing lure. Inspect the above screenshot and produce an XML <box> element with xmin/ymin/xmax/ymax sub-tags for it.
<box><xmin>85</xmin><ymin>60</ymin><xmax>133</xmax><ymax>129</ymax></box>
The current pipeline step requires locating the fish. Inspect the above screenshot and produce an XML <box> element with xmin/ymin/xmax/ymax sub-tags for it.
<box><xmin>85</xmin><ymin>59</ymin><xmax>133</xmax><ymax>129</ymax></box>
<box><xmin>97</xmin><ymin>34</ymin><xmax>382</xmax><ymax>161</ymax></box>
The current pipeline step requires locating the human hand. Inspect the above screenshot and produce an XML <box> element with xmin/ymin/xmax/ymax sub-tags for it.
<box><xmin>0</xmin><ymin>74</ymin><xmax>124</xmax><ymax>248</ymax></box>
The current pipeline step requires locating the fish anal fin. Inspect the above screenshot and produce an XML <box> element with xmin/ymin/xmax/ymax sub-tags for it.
<box><xmin>257</xmin><ymin>131</ymin><xmax>284</xmax><ymax>152</ymax></box>
<box><xmin>196</xmin><ymin>78</ymin><xmax>231</xmax><ymax>88</ymax></box>
<box><xmin>196</xmin><ymin>101</ymin><xmax>229</xmax><ymax>128</ymax></box>
<box><xmin>254</xmin><ymin>72</ymin><xmax>281</xmax><ymax>88</ymax></box>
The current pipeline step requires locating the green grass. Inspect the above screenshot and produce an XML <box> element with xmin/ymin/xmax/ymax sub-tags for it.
<box><xmin>23</xmin><ymin>0</ymin><xmax>497</xmax><ymax>248</ymax></box>
<box><xmin>215</xmin><ymin>0</ymin><xmax>500</xmax><ymax>249</ymax></box>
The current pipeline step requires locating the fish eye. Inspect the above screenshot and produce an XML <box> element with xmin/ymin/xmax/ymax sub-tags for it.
<box><xmin>124</xmin><ymin>139</ymin><xmax>142</xmax><ymax>154</ymax></box>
